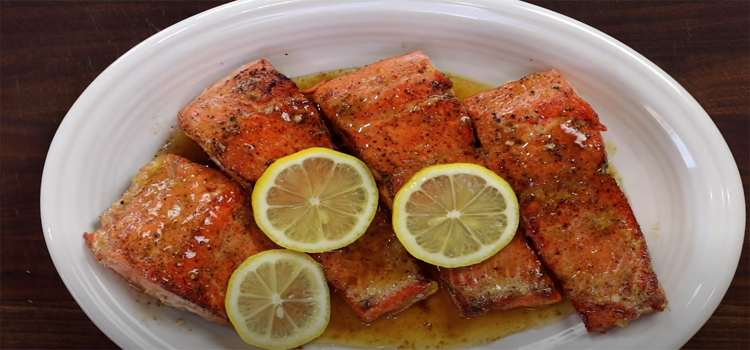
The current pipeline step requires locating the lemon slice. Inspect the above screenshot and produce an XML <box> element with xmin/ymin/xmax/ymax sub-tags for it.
<box><xmin>225</xmin><ymin>249</ymin><xmax>330</xmax><ymax>350</ymax></box>
<box><xmin>252</xmin><ymin>147</ymin><xmax>378</xmax><ymax>253</ymax></box>
<box><xmin>392</xmin><ymin>163</ymin><xmax>519</xmax><ymax>268</ymax></box>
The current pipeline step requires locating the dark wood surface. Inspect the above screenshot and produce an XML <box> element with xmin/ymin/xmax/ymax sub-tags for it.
<box><xmin>1</xmin><ymin>1</ymin><xmax>747</xmax><ymax>349</ymax></box>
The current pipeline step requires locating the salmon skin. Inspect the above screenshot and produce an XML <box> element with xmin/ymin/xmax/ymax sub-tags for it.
<box><xmin>84</xmin><ymin>154</ymin><xmax>276</xmax><ymax>325</ymax></box>
<box><xmin>313</xmin><ymin>51</ymin><xmax>561</xmax><ymax>316</ymax></box>
<box><xmin>464</xmin><ymin>70</ymin><xmax>668</xmax><ymax>332</ymax></box>
<box><xmin>178</xmin><ymin>59</ymin><xmax>437</xmax><ymax>322</ymax></box>
<box><xmin>178</xmin><ymin>58</ymin><xmax>335</xmax><ymax>188</ymax></box>
<box><xmin>311</xmin><ymin>207</ymin><xmax>438</xmax><ymax>322</ymax></box>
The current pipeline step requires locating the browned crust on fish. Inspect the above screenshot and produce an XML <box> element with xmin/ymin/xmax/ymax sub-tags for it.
<box><xmin>311</xmin><ymin>207</ymin><xmax>438</xmax><ymax>322</ymax></box>
<box><xmin>465</xmin><ymin>70</ymin><xmax>668</xmax><ymax>332</ymax></box>
<box><xmin>314</xmin><ymin>51</ymin><xmax>561</xmax><ymax>316</ymax></box>
<box><xmin>178</xmin><ymin>59</ymin><xmax>334</xmax><ymax>188</ymax></box>
<box><xmin>84</xmin><ymin>154</ymin><xmax>275</xmax><ymax>325</ymax></box>
<box><xmin>176</xmin><ymin>60</ymin><xmax>437</xmax><ymax>322</ymax></box>
<box><xmin>438</xmin><ymin>231</ymin><xmax>562</xmax><ymax>316</ymax></box>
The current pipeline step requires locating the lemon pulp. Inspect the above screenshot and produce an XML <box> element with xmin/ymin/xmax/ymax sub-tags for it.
<box><xmin>225</xmin><ymin>249</ymin><xmax>330</xmax><ymax>350</ymax></box>
<box><xmin>252</xmin><ymin>148</ymin><xmax>378</xmax><ymax>253</ymax></box>
<box><xmin>392</xmin><ymin>163</ymin><xmax>519</xmax><ymax>268</ymax></box>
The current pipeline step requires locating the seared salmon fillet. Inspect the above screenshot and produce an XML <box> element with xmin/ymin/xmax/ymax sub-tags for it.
<box><xmin>464</xmin><ymin>70</ymin><xmax>667</xmax><ymax>332</ymax></box>
<box><xmin>313</xmin><ymin>51</ymin><xmax>561</xmax><ymax>315</ymax></box>
<box><xmin>311</xmin><ymin>207</ymin><xmax>437</xmax><ymax>322</ymax></box>
<box><xmin>84</xmin><ymin>154</ymin><xmax>276</xmax><ymax>325</ymax></box>
<box><xmin>178</xmin><ymin>59</ymin><xmax>334</xmax><ymax>188</ymax></box>
<box><xmin>177</xmin><ymin>60</ymin><xmax>437</xmax><ymax>322</ymax></box>
<box><xmin>439</xmin><ymin>230</ymin><xmax>561</xmax><ymax>316</ymax></box>
<box><xmin>313</xmin><ymin>51</ymin><xmax>479</xmax><ymax>208</ymax></box>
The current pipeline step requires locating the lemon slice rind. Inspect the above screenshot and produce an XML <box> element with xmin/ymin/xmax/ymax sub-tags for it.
<box><xmin>225</xmin><ymin>249</ymin><xmax>331</xmax><ymax>350</ymax></box>
<box><xmin>392</xmin><ymin>163</ymin><xmax>520</xmax><ymax>268</ymax></box>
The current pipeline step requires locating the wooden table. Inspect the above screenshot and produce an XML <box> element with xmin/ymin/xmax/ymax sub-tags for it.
<box><xmin>1</xmin><ymin>1</ymin><xmax>747</xmax><ymax>349</ymax></box>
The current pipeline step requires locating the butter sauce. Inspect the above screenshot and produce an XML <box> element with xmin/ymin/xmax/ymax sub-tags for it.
<box><xmin>318</xmin><ymin>288</ymin><xmax>573</xmax><ymax>349</ymax></box>
<box><xmin>160</xmin><ymin>68</ymin><xmax>576</xmax><ymax>349</ymax></box>
<box><xmin>158</xmin><ymin>127</ymin><xmax>212</xmax><ymax>166</ymax></box>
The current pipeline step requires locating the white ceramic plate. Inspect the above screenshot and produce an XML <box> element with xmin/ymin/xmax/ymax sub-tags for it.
<box><xmin>41</xmin><ymin>0</ymin><xmax>745</xmax><ymax>349</ymax></box>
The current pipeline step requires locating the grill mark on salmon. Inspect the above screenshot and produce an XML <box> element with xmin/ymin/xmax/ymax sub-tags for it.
<box><xmin>313</xmin><ymin>51</ymin><xmax>562</xmax><ymax>316</ymax></box>
<box><xmin>464</xmin><ymin>70</ymin><xmax>667</xmax><ymax>332</ymax></box>
<box><xmin>84</xmin><ymin>154</ymin><xmax>276</xmax><ymax>325</ymax></box>
<box><xmin>178</xmin><ymin>59</ymin><xmax>437</xmax><ymax>322</ymax></box>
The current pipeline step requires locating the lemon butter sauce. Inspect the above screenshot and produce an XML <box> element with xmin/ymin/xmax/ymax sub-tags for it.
<box><xmin>318</xmin><ymin>288</ymin><xmax>573</xmax><ymax>349</ymax></box>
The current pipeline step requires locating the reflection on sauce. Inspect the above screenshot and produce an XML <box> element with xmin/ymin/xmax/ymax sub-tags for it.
<box><xmin>605</xmin><ymin>140</ymin><xmax>618</xmax><ymax>157</ymax></box>
<box><xmin>294</xmin><ymin>68</ymin><xmax>357</xmax><ymax>91</ymax></box>
<box><xmin>444</xmin><ymin>73</ymin><xmax>496</xmax><ymax>101</ymax></box>
<box><xmin>158</xmin><ymin>68</ymin><xmax>577</xmax><ymax>349</ymax></box>
<box><xmin>317</xmin><ymin>288</ymin><xmax>573</xmax><ymax>349</ymax></box>
<box><xmin>604</xmin><ymin>142</ymin><xmax>622</xmax><ymax>187</ymax></box>
<box><xmin>157</xmin><ymin>127</ymin><xmax>212</xmax><ymax>166</ymax></box>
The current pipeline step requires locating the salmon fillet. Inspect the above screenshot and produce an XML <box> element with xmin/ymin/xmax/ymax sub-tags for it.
<box><xmin>84</xmin><ymin>154</ymin><xmax>276</xmax><ymax>325</ymax></box>
<box><xmin>312</xmin><ymin>51</ymin><xmax>479</xmax><ymax>208</ymax></box>
<box><xmin>439</xmin><ymin>230</ymin><xmax>561</xmax><ymax>316</ymax></box>
<box><xmin>310</xmin><ymin>207</ymin><xmax>437</xmax><ymax>322</ymax></box>
<box><xmin>178</xmin><ymin>60</ymin><xmax>437</xmax><ymax>322</ymax></box>
<box><xmin>464</xmin><ymin>70</ymin><xmax>668</xmax><ymax>332</ymax></box>
<box><xmin>313</xmin><ymin>51</ymin><xmax>561</xmax><ymax>316</ymax></box>
<box><xmin>178</xmin><ymin>58</ymin><xmax>335</xmax><ymax>188</ymax></box>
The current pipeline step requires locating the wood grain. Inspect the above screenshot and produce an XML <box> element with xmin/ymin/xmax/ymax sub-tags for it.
<box><xmin>1</xmin><ymin>1</ymin><xmax>747</xmax><ymax>349</ymax></box>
